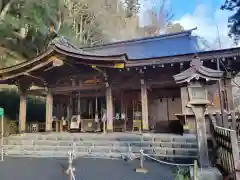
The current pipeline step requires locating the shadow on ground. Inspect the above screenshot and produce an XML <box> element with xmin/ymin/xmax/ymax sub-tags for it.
<box><xmin>0</xmin><ymin>157</ymin><xmax>175</xmax><ymax>180</ymax></box>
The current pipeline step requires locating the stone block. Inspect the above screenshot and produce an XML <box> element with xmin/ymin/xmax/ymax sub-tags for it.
<box><xmin>197</xmin><ymin>168</ymin><xmax>223</xmax><ymax>180</ymax></box>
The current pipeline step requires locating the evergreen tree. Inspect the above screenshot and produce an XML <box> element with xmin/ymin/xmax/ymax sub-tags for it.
<box><xmin>221</xmin><ymin>0</ymin><xmax>240</xmax><ymax>42</ymax></box>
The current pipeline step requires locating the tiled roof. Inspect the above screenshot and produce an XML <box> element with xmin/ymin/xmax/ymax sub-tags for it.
<box><xmin>51</xmin><ymin>36</ymin><xmax>128</xmax><ymax>58</ymax></box>
<box><xmin>82</xmin><ymin>29</ymin><xmax>201</xmax><ymax>60</ymax></box>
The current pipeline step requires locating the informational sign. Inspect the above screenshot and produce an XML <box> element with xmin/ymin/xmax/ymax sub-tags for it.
<box><xmin>0</xmin><ymin>107</ymin><xmax>4</xmax><ymax>161</ymax></box>
<box><xmin>0</xmin><ymin>108</ymin><xmax>4</xmax><ymax>116</ymax></box>
<box><xmin>114</xmin><ymin>63</ymin><xmax>124</xmax><ymax>69</ymax></box>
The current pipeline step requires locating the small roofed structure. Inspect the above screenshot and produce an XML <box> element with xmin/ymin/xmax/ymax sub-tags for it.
<box><xmin>173</xmin><ymin>58</ymin><xmax>223</xmax><ymax>84</ymax></box>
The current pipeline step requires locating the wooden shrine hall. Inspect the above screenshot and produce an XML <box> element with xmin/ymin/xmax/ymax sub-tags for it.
<box><xmin>1</xmin><ymin>30</ymin><xmax>240</xmax><ymax>133</ymax></box>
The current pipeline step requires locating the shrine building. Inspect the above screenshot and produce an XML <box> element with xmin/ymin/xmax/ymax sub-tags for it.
<box><xmin>0</xmin><ymin>29</ymin><xmax>239</xmax><ymax>133</ymax></box>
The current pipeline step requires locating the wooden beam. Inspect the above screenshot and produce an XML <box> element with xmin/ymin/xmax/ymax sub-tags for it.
<box><xmin>26</xmin><ymin>78</ymin><xmax>176</xmax><ymax>96</ymax></box>
<box><xmin>53</xmin><ymin>72</ymin><xmax>103</xmax><ymax>85</ymax></box>
<box><xmin>54</xmin><ymin>84</ymin><xmax>105</xmax><ymax>92</ymax></box>
<box><xmin>126</xmin><ymin>49</ymin><xmax>240</xmax><ymax>67</ymax></box>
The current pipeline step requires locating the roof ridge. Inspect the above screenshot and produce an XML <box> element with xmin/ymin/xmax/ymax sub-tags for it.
<box><xmin>82</xmin><ymin>28</ymin><xmax>197</xmax><ymax>50</ymax></box>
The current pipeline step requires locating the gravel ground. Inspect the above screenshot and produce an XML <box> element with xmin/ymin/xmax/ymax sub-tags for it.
<box><xmin>0</xmin><ymin>157</ymin><xmax>175</xmax><ymax>180</ymax></box>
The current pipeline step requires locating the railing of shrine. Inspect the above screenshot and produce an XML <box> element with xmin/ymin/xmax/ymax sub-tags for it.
<box><xmin>215</xmin><ymin>126</ymin><xmax>239</xmax><ymax>180</ymax></box>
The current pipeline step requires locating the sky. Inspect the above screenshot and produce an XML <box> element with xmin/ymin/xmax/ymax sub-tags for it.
<box><xmin>140</xmin><ymin>0</ymin><xmax>237</xmax><ymax>49</ymax></box>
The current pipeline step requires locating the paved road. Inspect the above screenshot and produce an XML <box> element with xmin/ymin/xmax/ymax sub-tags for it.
<box><xmin>0</xmin><ymin>157</ymin><xmax>175</xmax><ymax>180</ymax></box>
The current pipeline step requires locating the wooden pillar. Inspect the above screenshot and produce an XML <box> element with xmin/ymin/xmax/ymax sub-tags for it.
<box><xmin>180</xmin><ymin>87</ymin><xmax>196</xmax><ymax>133</ymax></box>
<box><xmin>140</xmin><ymin>79</ymin><xmax>149</xmax><ymax>132</ymax></box>
<box><xmin>19</xmin><ymin>90</ymin><xmax>27</xmax><ymax>133</ymax></box>
<box><xmin>77</xmin><ymin>93</ymin><xmax>81</xmax><ymax>115</ymax></box>
<box><xmin>224</xmin><ymin>78</ymin><xmax>234</xmax><ymax>111</ymax></box>
<box><xmin>56</xmin><ymin>103</ymin><xmax>60</xmax><ymax>119</ymax></box>
<box><xmin>106</xmin><ymin>86</ymin><xmax>113</xmax><ymax>132</ymax></box>
<box><xmin>67</xmin><ymin>96</ymin><xmax>73</xmax><ymax>129</ymax></box>
<box><xmin>59</xmin><ymin>102</ymin><xmax>64</xmax><ymax>118</ymax></box>
<box><xmin>120</xmin><ymin>91</ymin><xmax>126</xmax><ymax>131</ymax></box>
<box><xmin>45</xmin><ymin>89</ymin><xmax>53</xmax><ymax>132</ymax></box>
<box><xmin>77</xmin><ymin>93</ymin><xmax>83</xmax><ymax>132</ymax></box>
<box><xmin>180</xmin><ymin>87</ymin><xmax>189</xmax><ymax>114</ymax></box>
<box><xmin>56</xmin><ymin>120</ymin><xmax>59</xmax><ymax>132</ymax></box>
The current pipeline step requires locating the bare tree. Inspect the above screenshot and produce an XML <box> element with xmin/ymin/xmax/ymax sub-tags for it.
<box><xmin>63</xmin><ymin>0</ymin><xmax>139</xmax><ymax>45</ymax></box>
<box><xmin>141</xmin><ymin>0</ymin><xmax>173</xmax><ymax>37</ymax></box>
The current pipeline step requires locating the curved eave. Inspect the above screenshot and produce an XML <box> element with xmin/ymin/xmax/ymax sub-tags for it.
<box><xmin>0</xmin><ymin>58</ymin><xmax>53</xmax><ymax>81</ymax></box>
<box><xmin>0</xmin><ymin>49</ymin><xmax>54</xmax><ymax>74</ymax></box>
<box><xmin>173</xmin><ymin>63</ymin><xmax>223</xmax><ymax>84</ymax></box>
<box><xmin>199</xmin><ymin>66</ymin><xmax>223</xmax><ymax>78</ymax></box>
<box><xmin>53</xmin><ymin>45</ymin><xmax>127</xmax><ymax>63</ymax></box>
<box><xmin>175</xmin><ymin>74</ymin><xmax>222</xmax><ymax>84</ymax></box>
<box><xmin>0</xmin><ymin>43</ymin><xmax>128</xmax><ymax>81</ymax></box>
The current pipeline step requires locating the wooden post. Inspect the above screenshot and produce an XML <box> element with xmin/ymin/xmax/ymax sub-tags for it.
<box><xmin>69</xmin><ymin>96</ymin><xmax>73</xmax><ymax>129</ymax></box>
<box><xmin>224</xmin><ymin>78</ymin><xmax>234</xmax><ymax>111</ymax></box>
<box><xmin>180</xmin><ymin>87</ymin><xmax>189</xmax><ymax>114</ymax></box>
<box><xmin>103</xmin><ymin>121</ymin><xmax>106</xmax><ymax>134</ymax></box>
<box><xmin>121</xmin><ymin>91</ymin><xmax>126</xmax><ymax>132</ymax></box>
<box><xmin>135</xmin><ymin>149</ymin><xmax>148</xmax><ymax>173</ymax></box>
<box><xmin>77</xmin><ymin>93</ymin><xmax>82</xmax><ymax>132</ymax></box>
<box><xmin>223</xmin><ymin>110</ymin><xmax>229</xmax><ymax>128</ymax></box>
<box><xmin>60</xmin><ymin>120</ymin><xmax>63</xmax><ymax>132</ymax></box>
<box><xmin>45</xmin><ymin>89</ymin><xmax>53</xmax><ymax>132</ymax></box>
<box><xmin>19</xmin><ymin>90</ymin><xmax>27</xmax><ymax>133</ymax></box>
<box><xmin>56</xmin><ymin>120</ymin><xmax>59</xmax><ymax>132</ymax></box>
<box><xmin>180</xmin><ymin>87</ymin><xmax>196</xmax><ymax>133</ymax></box>
<box><xmin>59</xmin><ymin>102</ymin><xmax>64</xmax><ymax>118</ymax></box>
<box><xmin>230</xmin><ymin>130</ymin><xmax>240</xmax><ymax>180</ymax></box>
<box><xmin>106</xmin><ymin>86</ymin><xmax>113</xmax><ymax>132</ymax></box>
<box><xmin>140</xmin><ymin>79</ymin><xmax>149</xmax><ymax>132</ymax></box>
<box><xmin>66</xmin><ymin>97</ymin><xmax>72</xmax><ymax>130</ymax></box>
<box><xmin>215</xmin><ymin>112</ymin><xmax>223</xmax><ymax>127</ymax></box>
<box><xmin>56</xmin><ymin>103</ymin><xmax>60</xmax><ymax>119</ymax></box>
<box><xmin>59</xmin><ymin>102</ymin><xmax>64</xmax><ymax>132</ymax></box>
<box><xmin>231</xmin><ymin>111</ymin><xmax>237</xmax><ymax>131</ymax></box>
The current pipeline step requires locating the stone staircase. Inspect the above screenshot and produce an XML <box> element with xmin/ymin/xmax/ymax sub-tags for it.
<box><xmin>2</xmin><ymin>133</ymin><xmax>198</xmax><ymax>161</ymax></box>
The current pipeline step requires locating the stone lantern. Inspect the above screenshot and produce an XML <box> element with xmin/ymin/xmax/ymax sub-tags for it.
<box><xmin>173</xmin><ymin>58</ymin><xmax>223</xmax><ymax>168</ymax></box>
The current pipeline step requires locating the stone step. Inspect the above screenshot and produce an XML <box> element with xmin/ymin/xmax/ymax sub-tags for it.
<box><xmin>3</xmin><ymin>144</ymin><xmax>197</xmax><ymax>156</ymax></box>
<box><xmin>7</xmin><ymin>133</ymin><xmax>196</xmax><ymax>142</ymax></box>
<box><xmin>3</xmin><ymin>150</ymin><xmax>197</xmax><ymax>159</ymax></box>
<box><xmin>4</xmin><ymin>139</ymin><xmax>197</xmax><ymax>148</ymax></box>
<box><xmin>3</xmin><ymin>133</ymin><xmax>197</xmax><ymax>159</ymax></box>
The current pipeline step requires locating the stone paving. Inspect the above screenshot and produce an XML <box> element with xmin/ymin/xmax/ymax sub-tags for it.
<box><xmin>0</xmin><ymin>157</ymin><xmax>175</xmax><ymax>180</ymax></box>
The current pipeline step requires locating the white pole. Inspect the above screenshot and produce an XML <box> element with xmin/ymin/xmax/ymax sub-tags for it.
<box><xmin>1</xmin><ymin>115</ymin><xmax>3</xmax><ymax>161</ymax></box>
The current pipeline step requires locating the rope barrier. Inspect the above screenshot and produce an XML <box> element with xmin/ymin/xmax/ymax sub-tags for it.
<box><xmin>141</xmin><ymin>150</ymin><xmax>195</xmax><ymax>167</ymax></box>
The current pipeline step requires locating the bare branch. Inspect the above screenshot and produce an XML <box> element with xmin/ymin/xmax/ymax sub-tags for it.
<box><xmin>0</xmin><ymin>0</ymin><xmax>12</xmax><ymax>21</ymax></box>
